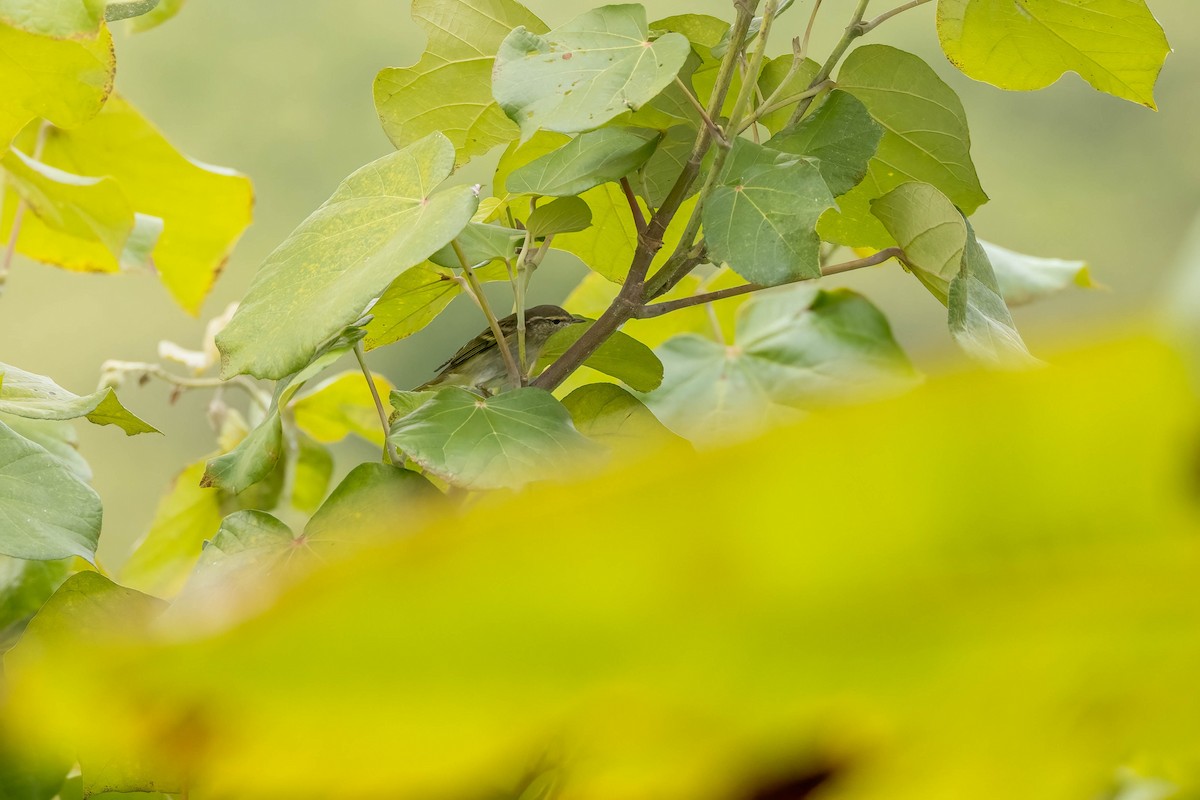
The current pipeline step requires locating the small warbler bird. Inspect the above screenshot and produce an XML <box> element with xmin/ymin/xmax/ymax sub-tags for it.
<box><xmin>417</xmin><ymin>305</ymin><xmax>585</xmax><ymax>393</ymax></box>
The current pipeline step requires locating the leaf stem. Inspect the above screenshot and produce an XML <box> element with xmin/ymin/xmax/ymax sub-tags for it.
<box><xmin>673</xmin><ymin>76</ymin><xmax>728</xmax><ymax>146</ymax></box>
<box><xmin>799</xmin><ymin>0</ymin><xmax>824</xmax><ymax>61</ymax></box>
<box><xmin>785</xmin><ymin>0</ymin><xmax>872</xmax><ymax>128</ymax></box>
<box><xmin>860</xmin><ymin>0</ymin><xmax>931</xmax><ymax>33</ymax></box>
<box><xmin>619</xmin><ymin>177</ymin><xmax>647</xmax><ymax>235</ymax></box>
<box><xmin>635</xmin><ymin>247</ymin><xmax>902</xmax><ymax>318</ymax></box>
<box><xmin>353</xmin><ymin>341</ymin><xmax>400</xmax><ymax>465</ymax></box>
<box><xmin>452</xmin><ymin>239</ymin><xmax>522</xmax><ymax>389</ymax></box>
<box><xmin>740</xmin><ymin>80</ymin><xmax>835</xmax><ymax>133</ymax></box>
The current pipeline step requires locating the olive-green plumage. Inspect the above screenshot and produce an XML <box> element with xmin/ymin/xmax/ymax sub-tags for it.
<box><xmin>417</xmin><ymin>305</ymin><xmax>584</xmax><ymax>393</ymax></box>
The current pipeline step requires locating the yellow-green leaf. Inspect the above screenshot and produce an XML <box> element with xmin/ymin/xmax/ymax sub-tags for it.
<box><xmin>2</xmin><ymin>95</ymin><xmax>253</xmax><ymax>313</ymax></box>
<box><xmin>292</xmin><ymin>371</ymin><xmax>394</xmax><ymax>447</ymax></box>
<box><xmin>937</xmin><ymin>0</ymin><xmax>1170</xmax><ymax>109</ymax></box>
<box><xmin>373</xmin><ymin>0</ymin><xmax>547</xmax><ymax>165</ymax></box>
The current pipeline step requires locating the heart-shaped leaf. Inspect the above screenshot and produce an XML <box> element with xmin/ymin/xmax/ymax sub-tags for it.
<box><xmin>493</xmin><ymin>4</ymin><xmax>691</xmax><ymax>138</ymax></box>
<box><xmin>506</xmin><ymin>128</ymin><xmax>660</xmax><ymax>197</ymax></box>
<box><xmin>217</xmin><ymin>132</ymin><xmax>478</xmax><ymax>380</ymax></box>
<box><xmin>0</xmin><ymin>362</ymin><xmax>157</xmax><ymax>435</ymax></box>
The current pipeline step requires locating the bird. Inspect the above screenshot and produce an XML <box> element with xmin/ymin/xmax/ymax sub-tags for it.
<box><xmin>416</xmin><ymin>304</ymin><xmax>586</xmax><ymax>393</ymax></box>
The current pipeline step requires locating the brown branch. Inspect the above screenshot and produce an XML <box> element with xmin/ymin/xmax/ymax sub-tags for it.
<box><xmin>530</xmin><ymin>0</ymin><xmax>761</xmax><ymax>392</ymax></box>
<box><xmin>635</xmin><ymin>248</ymin><xmax>903</xmax><ymax>319</ymax></box>
<box><xmin>619</xmin><ymin>177</ymin><xmax>647</xmax><ymax>235</ymax></box>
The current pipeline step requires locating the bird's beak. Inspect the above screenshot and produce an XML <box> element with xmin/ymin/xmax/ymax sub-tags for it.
<box><xmin>570</xmin><ymin>315</ymin><xmax>588</xmax><ymax>325</ymax></box>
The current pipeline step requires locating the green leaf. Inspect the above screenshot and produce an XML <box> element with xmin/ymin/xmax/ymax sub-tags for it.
<box><xmin>562</xmin><ymin>383</ymin><xmax>687</xmax><ymax>454</ymax></box>
<box><xmin>291</xmin><ymin>432</ymin><xmax>333</xmax><ymax>514</ymax></box>
<box><xmin>203</xmin><ymin>330</ymin><xmax>364</xmax><ymax>494</ymax></box>
<box><xmin>642</xmin><ymin>287</ymin><xmax>917</xmax><ymax>443</ymax></box>
<box><xmin>755</xmin><ymin>53</ymin><xmax>820</xmax><ymax>135</ymax></box>
<box><xmin>363</xmin><ymin>264</ymin><xmax>462</xmax><ymax>351</ymax></box>
<box><xmin>216</xmin><ymin>132</ymin><xmax>478</xmax><ymax>380</ymax></box>
<box><xmin>820</xmin><ymin>45</ymin><xmax>987</xmax><ymax>248</ymax></box>
<box><xmin>0</xmin><ymin>414</ymin><xmax>90</xmax><ymax>481</ymax></box>
<box><xmin>703</xmin><ymin>139</ymin><xmax>834</xmax><ymax>286</ymax></box>
<box><xmin>389</xmin><ymin>387</ymin><xmax>597</xmax><ymax>489</ymax></box>
<box><xmin>0</xmin><ymin>362</ymin><xmax>157</xmax><ymax>435</ymax></box>
<box><xmin>0</xmin><ymin>22</ymin><xmax>113</xmax><ymax>147</ymax></box>
<box><xmin>506</xmin><ymin>128</ymin><xmax>660</xmax><ymax>197</ymax></box>
<box><xmin>388</xmin><ymin>389</ymin><xmax>435</xmax><ymax>421</ymax></box>
<box><xmin>637</xmin><ymin>123</ymin><xmax>695</xmax><ymax>208</ymax></box>
<box><xmin>538</xmin><ymin>323</ymin><xmax>663</xmax><ymax>392</ymax></box>
<box><xmin>550</xmin><ymin>183</ymin><xmax>641</xmax><ymax>281</ymax></box>
<box><xmin>120</xmin><ymin>458</ymin><xmax>223</xmax><ymax>598</ymax></box>
<box><xmin>937</xmin><ymin>0</ymin><xmax>1170</xmax><ymax>109</ymax></box>
<box><xmin>767</xmin><ymin>90</ymin><xmax>882</xmax><ymax>197</ymax></box>
<box><xmin>0</xmin><ymin>555</ymin><xmax>71</xmax><ymax>650</ymax></box>
<box><xmin>303</xmin><ymin>463</ymin><xmax>442</xmax><ymax>543</ymax></box>
<box><xmin>2</xmin><ymin>95</ymin><xmax>253</xmax><ymax>314</ymax></box>
<box><xmin>493</xmin><ymin>4</ymin><xmax>691</xmax><ymax>138</ymax></box>
<box><xmin>374</xmin><ymin>0</ymin><xmax>547</xmax><ymax>165</ymax></box>
<box><xmin>429</xmin><ymin>222</ymin><xmax>524</xmax><ymax>269</ymax></box>
<box><xmin>982</xmin><ymin>240</ymin><xmax>1095</xmax><ymax>307</ymax></box>
<box><xmin>526</xmin><ymin>196</ymin><xmax>592</xmax><ymax>239</ymax></box>
<box><xmin>949</xmin><ymin>224</ymin><xmax>1035</xmax><ymax>366</ymax></box>
<box><xmin>292</xmin><ymin>370</ymin><xmax>394</xmax><ymax>446</ymax></box>
<box><xmin>870</xmin><ymin>181</ymin><xmax>968</xmax><ymax>294</ymax></box>
<box><xmin>0</xmin><ymin>147</ymin><xmax>162</xmax><ymax>270</ymax></box>
<box><xmin>871</xmin><ymin>183</ymin><xmax>1032</xmax><ymax>365</ymax></box>
<box><xmin>0</xmin><ymin>0</ymin><xmax>158</xmax><ymax>37</ymax></box>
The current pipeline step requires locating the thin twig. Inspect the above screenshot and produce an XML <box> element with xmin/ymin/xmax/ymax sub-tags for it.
<box><xmin>100</xmin><ymin>360</ymin><xmax>271</xmax><ymax>410</ymax></box>
<box><xmin>785</xmin><ymin>0</ymin><xmax>872</xmax><ymax>128</ymax></box>
<box><xmin>530</xmin><ymin>0</ymin><xmax>760</xmax><ymax>391</ymax></box>
<box><xmin>673</xmin><ymin>76</ymin><xmax>728</xmax><ymax>146</ymax></box>
<box><xmin>799</xmin><ymin>0</ymin><xmax>824</xmax><ymax>62</ymax></box>
<box><xmin>740</xmin><ymin>80</ymin><xmax>835</xmax><ymax>133</ymax></box>
<box><xmin>354</xmin><ymin>341</ymin><xmax>400</xmax><ymax>465</ymax></box>
<box><xmin>452</xmin><ymin>239</ymin><xmax>522</xmax><ymax>389</ymax></box>
<box><xmin>619</xmin><ymin>177</ymin><xmax>647</xmax><ymax>235</ymax></box>
<box><xmin>860</xmin><ymin>0</ymin><xmax>931</xmax><ymax>33</ymax></box>
<box><xmin>635</xmin><ymin>248</ymin><xmax>903</xmax><ymax>318</ymax></box>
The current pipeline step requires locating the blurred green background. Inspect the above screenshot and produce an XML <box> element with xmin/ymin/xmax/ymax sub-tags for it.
<box><xmin>1</xmin><ymin>0</ymin><xmax>1196</xmax><ymax>564</ymax></box>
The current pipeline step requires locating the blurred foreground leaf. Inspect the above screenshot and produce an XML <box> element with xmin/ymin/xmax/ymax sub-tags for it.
<box><xmin>6</xmin><ymin>337</ymin><xmax>1200</xmax><ymax>800</ymax></box>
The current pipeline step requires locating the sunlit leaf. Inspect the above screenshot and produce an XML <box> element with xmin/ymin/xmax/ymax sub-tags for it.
<box><xmin>303</xmin><ymin>463</ymin><xmax>442</xmax><ymax>543</ymax></box>
<box><xmin>937</xmin><ymin>0</ymin><xmax>1170</xmax><ymax>108</ymax></box>
<box><xmin>0</xmin><ymin>362</ymin><xmax>157</xmax><ymax>435</ymax></box>
<box><xmin>493</xmin><ymin>4</ymin><xmax>691</xmax><ymax>138</ymax></box>
<box><xmin>0</xmin><ymin>22</ymin><xmax>113</xmax><ymax>147</ymax></box>
<box><xmin>374</xmin><ymin>0</ymin><xmax>547</xmax><ymax>165</ymax></box>
<box><xmin>292</xmin><ymin>370</ymin><xmax>393</xmax><ymax>447</ymax></box>
<box><xmin>430</xmin><ymin>222</ymin><xmax>524</xmax><ymax>269</ymax></box>
<box><xmin>982</xmin><ymin>240</ymin><xmax>1095</xmax><ymax>307</ymax></box>
<box><xmin>126</xmin><ymin>0</ymin><xmax>183</xmax><ymax>32</ymax></box>
<box><xmin>389</xmin><ymin>387</ymin><xmax>597</xmax><ymax>489</ymax></box>
<box><xmin>507</xmin><ymin>128</ymin><xmax>660</xmax><ymax>197</ymax></box>
<box><xmin>767</xmin><ymin>90</ymin><xmax>882</xmax><ymax>197</ymax></box>
<box><xmin>363</xmin><ymin>264</ymin><xmax>462</xmax><ymax>351</ymax></box>
<box><xmin>562</xmin><ymin>383</ymin><xmax>687</xmax><ymax>454</ymax></box>
<box><xmin>539</xmin><ymin>323</ymin><xmax>663</xmax><ymax>392</ymax></box>
<box><xmin>0</xmin><ymin>147</ymin><xmax>161</xmax><ymax>271</ymax></box>
<box><xmin>120</xmin><ymin>458</ymin><xmax>222</xmax><ymax>598</ymax></box>
<box><xmin>643</xmin><ymin>286</ymin><xmax>917</xmax><ymax>443</ymax></box>
<box><xmin>4</xmin><ymin>96</ymin><xmax>252</xmax><ymax>313</ymax></box>
<box><xmin>820</xmin><ymin>45</ymin><xmax>987</xmax><ymax>248</ymax></box>
<box><xmin>217</xmin><ymin>132</ymin><xmax>477</xmax><ymax>380</ymax></box>
<box><xmin>703</xmin><ymin>139</ymin><xmax>834</xmax><ymax>286</ymax></box>
<box><xmin>526</xmin><ymin>196</ymin><xmax>592</xmax><ymax>239</ymax></box>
